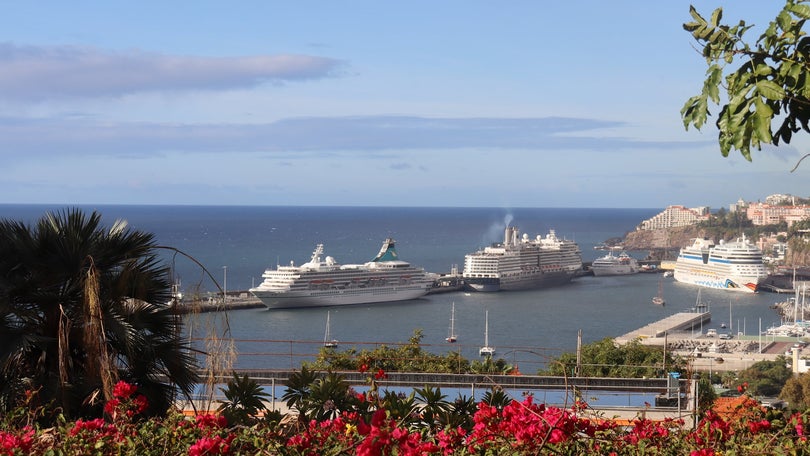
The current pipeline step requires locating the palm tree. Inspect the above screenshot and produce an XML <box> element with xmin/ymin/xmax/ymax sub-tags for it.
<box><xmin>0</xmin><ymin>209</ymin><xmax>198</xmax><ymax>419</ymax></box>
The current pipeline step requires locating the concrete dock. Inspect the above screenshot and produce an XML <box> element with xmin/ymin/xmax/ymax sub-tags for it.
<box><xmin>615</xmin><ymin>312</ymin><xmax>711</xmax><ymax>344</ymax></box>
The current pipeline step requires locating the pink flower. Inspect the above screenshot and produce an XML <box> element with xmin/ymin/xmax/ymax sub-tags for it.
<box><xmin>196</xmin><ymin>413</ymin><xmax>228</xmax><ymax>430</ymax></box>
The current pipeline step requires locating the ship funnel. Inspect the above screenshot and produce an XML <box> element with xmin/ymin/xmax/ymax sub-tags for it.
<box><xmin>504</xmin><ymin>226</ymin><xmax>519</xmax><ymax>246</ymax></box>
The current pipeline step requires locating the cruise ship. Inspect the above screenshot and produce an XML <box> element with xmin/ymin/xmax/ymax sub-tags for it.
<box><xmin>249</xmin><ymin>239</ymin><xmax>432</xmax><ymax>309</ymax></box>
<box><xmin>591</xmin><ymin>251</ymin><xmax>640</xmax><ymax>276</ymax></box>
<box><xmin>673</xmin><ymin>234</ymin><xmax>768</xmax><ymax>293</ymax></box>
<box><xmin>462</xmin><ymin>226</ymin><xmax>582</xmax><ymax>292</ymax></box>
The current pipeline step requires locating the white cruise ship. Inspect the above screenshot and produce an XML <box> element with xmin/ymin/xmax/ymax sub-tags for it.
<box><xmin>249</xmin><ymin>239</ymin><xmax>432</xmax><ymax>309</ymax></box>
<box><xmin>591</xmin><ymin>251</ymin><xmax>639</xmax><ymax>276</ymax></box>
<box><xmin>673</xmin><ymin>234</ymin><xmax>768</xmax><ymax>293</ymax></box>
<box><xmin>462</xmin><ymin>226</ymin><xmax>582</xmax><ymax>292</ymax></box>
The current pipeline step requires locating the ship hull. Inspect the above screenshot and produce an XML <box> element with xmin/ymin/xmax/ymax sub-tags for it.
<box><xmin>672</xmin><ymin>267</ymin><xmax>762</xmax><ymax>293</ymax></box>
<box><xmin>251</xmin><ymin>284</ymin><xmax>431</xmax><ymax>309</ymax></box>
<box><xmin>465</xmin><ymin>270</ymin><xmax>577</xmax><ymax>292</ymax></box>
<box><xmin>591</xmin><ymin>265</ymin><xmax>637</xmax><ymax>276</ymax></box>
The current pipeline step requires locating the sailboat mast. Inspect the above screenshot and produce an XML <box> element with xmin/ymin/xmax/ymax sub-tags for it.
<box><xmin>484</xmin><ymin>310</ymin><xmax>489</xmax><ymax>346</ymax></box>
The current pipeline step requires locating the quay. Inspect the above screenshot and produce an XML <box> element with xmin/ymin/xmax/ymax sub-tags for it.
<box><xmin>614</xmin><ymin>311</ymin><xmax>711</xmax><ymax>344</ymax></box>
<box><xmin>185</xmin><ymin>369</ymin><xmax>697</xmax><ymax>426</ymax></box>
<box><xmin>206</xmin><ymin>369</ymin><xmax>683</xmax><ymax>393</ymax></box>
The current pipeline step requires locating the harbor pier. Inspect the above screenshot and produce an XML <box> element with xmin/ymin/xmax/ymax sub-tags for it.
<box><xmin>615</xmin><ymin>311</ymin><xmax>712</xmax><ymax>344</ymax></box>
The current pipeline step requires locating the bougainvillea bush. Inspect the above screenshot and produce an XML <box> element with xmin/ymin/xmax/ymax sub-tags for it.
<box><xmin>2</xmin><ymin>380</ymin><xmax>809</xmax><ymax>455</ymax></box>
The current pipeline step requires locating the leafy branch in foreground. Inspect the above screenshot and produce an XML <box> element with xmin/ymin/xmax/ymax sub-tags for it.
<box><xmin>681</xmin><ymin>1</ymin><xmax>810</xmax><ymax>164</ymax></box>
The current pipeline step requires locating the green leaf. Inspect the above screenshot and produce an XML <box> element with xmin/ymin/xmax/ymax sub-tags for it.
<box><xmin>710</xmin><ymin>7</ymin><xmax>723</xmax><ymax>27</ymax></box>
<box><xmin>753</xmin><ymin>97</ymin><xmax>774</xmax><ymax>143</ymax></box>
<box><xmin>788</xmin><ymin>4</ymin><xmax>810</xmax><ymax>20</ymax></box>
<box><xmin>777</xmin><ymin>10</ymin><xmax>793</xmax><ymax>30</ymax></box>
<box><xmin>754</xmin><ymin>63</ymin><xmax>773</xmax><ymax>77</ymax></box>
<box><xmin>756</xmin><ymin>79</ymin><xmax>786</xmax><ymax>100</ymax></box>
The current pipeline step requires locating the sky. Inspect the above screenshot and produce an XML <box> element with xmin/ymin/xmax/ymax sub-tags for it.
<box><xmin>0</xmin><ymin>1</ymin><xmax>806</xmax><ymax>209</ymax></box>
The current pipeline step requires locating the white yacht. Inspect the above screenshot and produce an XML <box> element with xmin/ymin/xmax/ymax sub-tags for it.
<box><xmin>591</xmin><ymin>251</ymin><xmax>639</xmax><ymax>276</ymax></box>
<box><xmin>673</xmin><ymin>234</ymin><xmax>768</xmax><ymax>293</ymax></box>
<box><xmin>249</xmin><ymin>239</ymin><xmax>432</xmax><ymax>309</ymax></box>
<box><xmin>463</xmin><ymin>226</ymin><xmax>582</xmax><ymax>292</ymax></box>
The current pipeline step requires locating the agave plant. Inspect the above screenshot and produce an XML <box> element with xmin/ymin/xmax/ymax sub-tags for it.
<box><xmin>482</xmin><ymin>387</ymin><xmax>513</xmax><ymax>410</ymax></box>
<box><xmin>413</xmin><ymin>385</ymin><xmax>452</xmax><ymax>430</ymax></box>
<box><xmin>217</xmin><ymin>372</ymin><xmax>270</xmax><ymax>425</ymax></box>
<box><xmin>281</xmin><ymin>366</ymin><xmax>319</xmax><ymax>413</ymax></box>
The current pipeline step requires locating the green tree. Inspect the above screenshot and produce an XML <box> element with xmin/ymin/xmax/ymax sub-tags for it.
<box><xmin>681</xmin><ymin>1</ymin><xmax>810</xmax><ymax>166</ymax></box>
<box><xmin>697</xmin><ymin>375</ymin><xmax>718</xmax><ymax>415</ymax></box>
<box><xmin>541</xmin><ymin>338</ymin><xmax>685</xmax><ymax>378</ymax></box>
<box><xmin>735</xmin><ymin>356</ymin><xmax>792</xmax><ymax>397</ymax></box>
<box><xmin>780</xmin><ymin>371</ymin><xmax>810</xmax><ymax>410</ymax></box>
<box><xmin>0</xmin><ymin>209</ymin><xmax>198</xmax><ymax>420</ymax></box>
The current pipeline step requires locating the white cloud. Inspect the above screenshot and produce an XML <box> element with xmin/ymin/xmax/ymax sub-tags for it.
<box><xmin>0</xmin><ymin>43</ymin><xmax>345</xmax><ymax>100</ymax></box>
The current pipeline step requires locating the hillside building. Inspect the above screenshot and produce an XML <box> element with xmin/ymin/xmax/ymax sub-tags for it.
<box><xmin>746</xmin><ymin>202</ymin><xmax>810</xmax><ymax>226</ymax></box>
<box><xmin>637</xmin><ymin>205</ymin><xmax>710</xmax><ymax>230</ymax></box>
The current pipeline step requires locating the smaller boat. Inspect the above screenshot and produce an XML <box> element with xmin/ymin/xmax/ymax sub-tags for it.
<box><xmin>446</xmin><ymin>302</ymin><xmax>458</xmax><ymax>343</ymax></box>
<box><xmin>479</xmin><ymin>310</ymin><xmax>495</xmax><ymax>356</ymax></box>
<box><xmin>323</xmin><ymin>311</ymin><xmax>338</xmax><ymax>348</ymax></box>
<box><xmin>591</xmin><ymin>251</ymin><xmax>639</xmax><ymax>276</ymax></box>
<box><xmin>652</xmin><ymin>276</ymin><xmax>665</xmax><ymax>306</ymax></box>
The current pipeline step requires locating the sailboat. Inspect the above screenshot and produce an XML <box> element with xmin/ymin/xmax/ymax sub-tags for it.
<box><xmin>446</xmin><ymin>302</ymin><xmax>458</xmax><ymax>343</ymax></box>
<box><xmin>479</xmin><ymin>310</ymin><xmax>495</xmax><ymax>356</ymax></box>
<box><xmin>323</xmin><ymin>311</ymin><xmax>338</xmax><ymax>348</ymax></box>
<box><xmin>652</xmin><ymin>276</ymin><xmax>665</xmax><ymax>306</ymax></box>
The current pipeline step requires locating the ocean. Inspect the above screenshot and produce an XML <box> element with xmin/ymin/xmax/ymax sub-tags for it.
<box><xmin>0</xmin><ymin>205</ymin><xmax>789</xmax><ymax>372</ymax></box>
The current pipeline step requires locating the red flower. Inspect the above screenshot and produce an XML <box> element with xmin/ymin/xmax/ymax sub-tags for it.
<box><xmin>374</xmin><ymin>368</ymin><xmax>388</xmax><ymax>380</ymax></box>
<box><xmin>113</xmin><ymin>381</ymin><xmax>138</xmax><ymax>399</ymax></box>
<box><xmin>188</xmin><ymin>435</ymin><xmax>233</xmax><ymax>456</ymax></box>
<box><xmin>359</xmin><ymin>363</ymin><xmax>369</xmax><ymax>373</ymax></box>
<box><xmin>690</xmin><ymin>450</ymin><xmax>715</xmax><ymax>456</ymax></box>
<box><xmin>748</xmin><ymin>419</ymin><xmax>771</xmax><ymax>434</ymax></box>
<box><xmin>104</xmin><ymin>398</ymin><xmax>121</xmax><ymax>416</ymax></box>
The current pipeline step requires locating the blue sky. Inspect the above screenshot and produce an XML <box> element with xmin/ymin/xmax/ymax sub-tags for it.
<box><xmin>0</xmin><ymin>1</ymin><xmax>806</xmax><ymax>209</ymax></box>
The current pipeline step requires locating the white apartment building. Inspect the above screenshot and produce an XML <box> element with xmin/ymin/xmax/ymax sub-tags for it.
<box><xmin>638</xmin><ymin>205</ymin><xmax>710</xmax><ymax>230</ymax></box>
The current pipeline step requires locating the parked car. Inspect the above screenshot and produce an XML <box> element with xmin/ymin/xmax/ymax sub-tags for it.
<box><xmin>706</xmin><ymin>329</ymin><xmax>717</xmax><ymax>337</ymax></box>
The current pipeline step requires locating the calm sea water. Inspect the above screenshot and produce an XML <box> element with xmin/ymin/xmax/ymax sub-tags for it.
<box><xmin>0</xmin><ymin>205</ymin><xmax>788</xmax><ymax>371</ymax></box>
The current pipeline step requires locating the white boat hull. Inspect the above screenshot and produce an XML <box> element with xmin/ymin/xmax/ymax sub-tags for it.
<box><xmin>251</xmin><ymin>284</ymin><xmax>430</xmax><ymax>309</ymax></box>
<box><xmin>673</xmin><ymin>268</ymin><xmax>761</xmax><ymax>293</ymax></box>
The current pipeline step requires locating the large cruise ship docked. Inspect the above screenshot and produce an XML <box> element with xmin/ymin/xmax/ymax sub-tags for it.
<box><xmin>249</xmin><ymin>239</ymin><xmax>432</xmax><ymax>309</ymax></box>
<box><xmin>673</xmin><ymin>234</ymin><xmax>768</xmax><ymax>293</ymax></box>
<box><xmin>462</xmin><ymin>226</ymin><xmax>583</xmax><ymax>292</ymax></box>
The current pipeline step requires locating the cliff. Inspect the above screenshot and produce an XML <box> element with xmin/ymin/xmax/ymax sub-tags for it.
<box><xmin>623</xmin><ymin>226</ymin><xmax>706</xmax><ymax>251</ymax></box>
